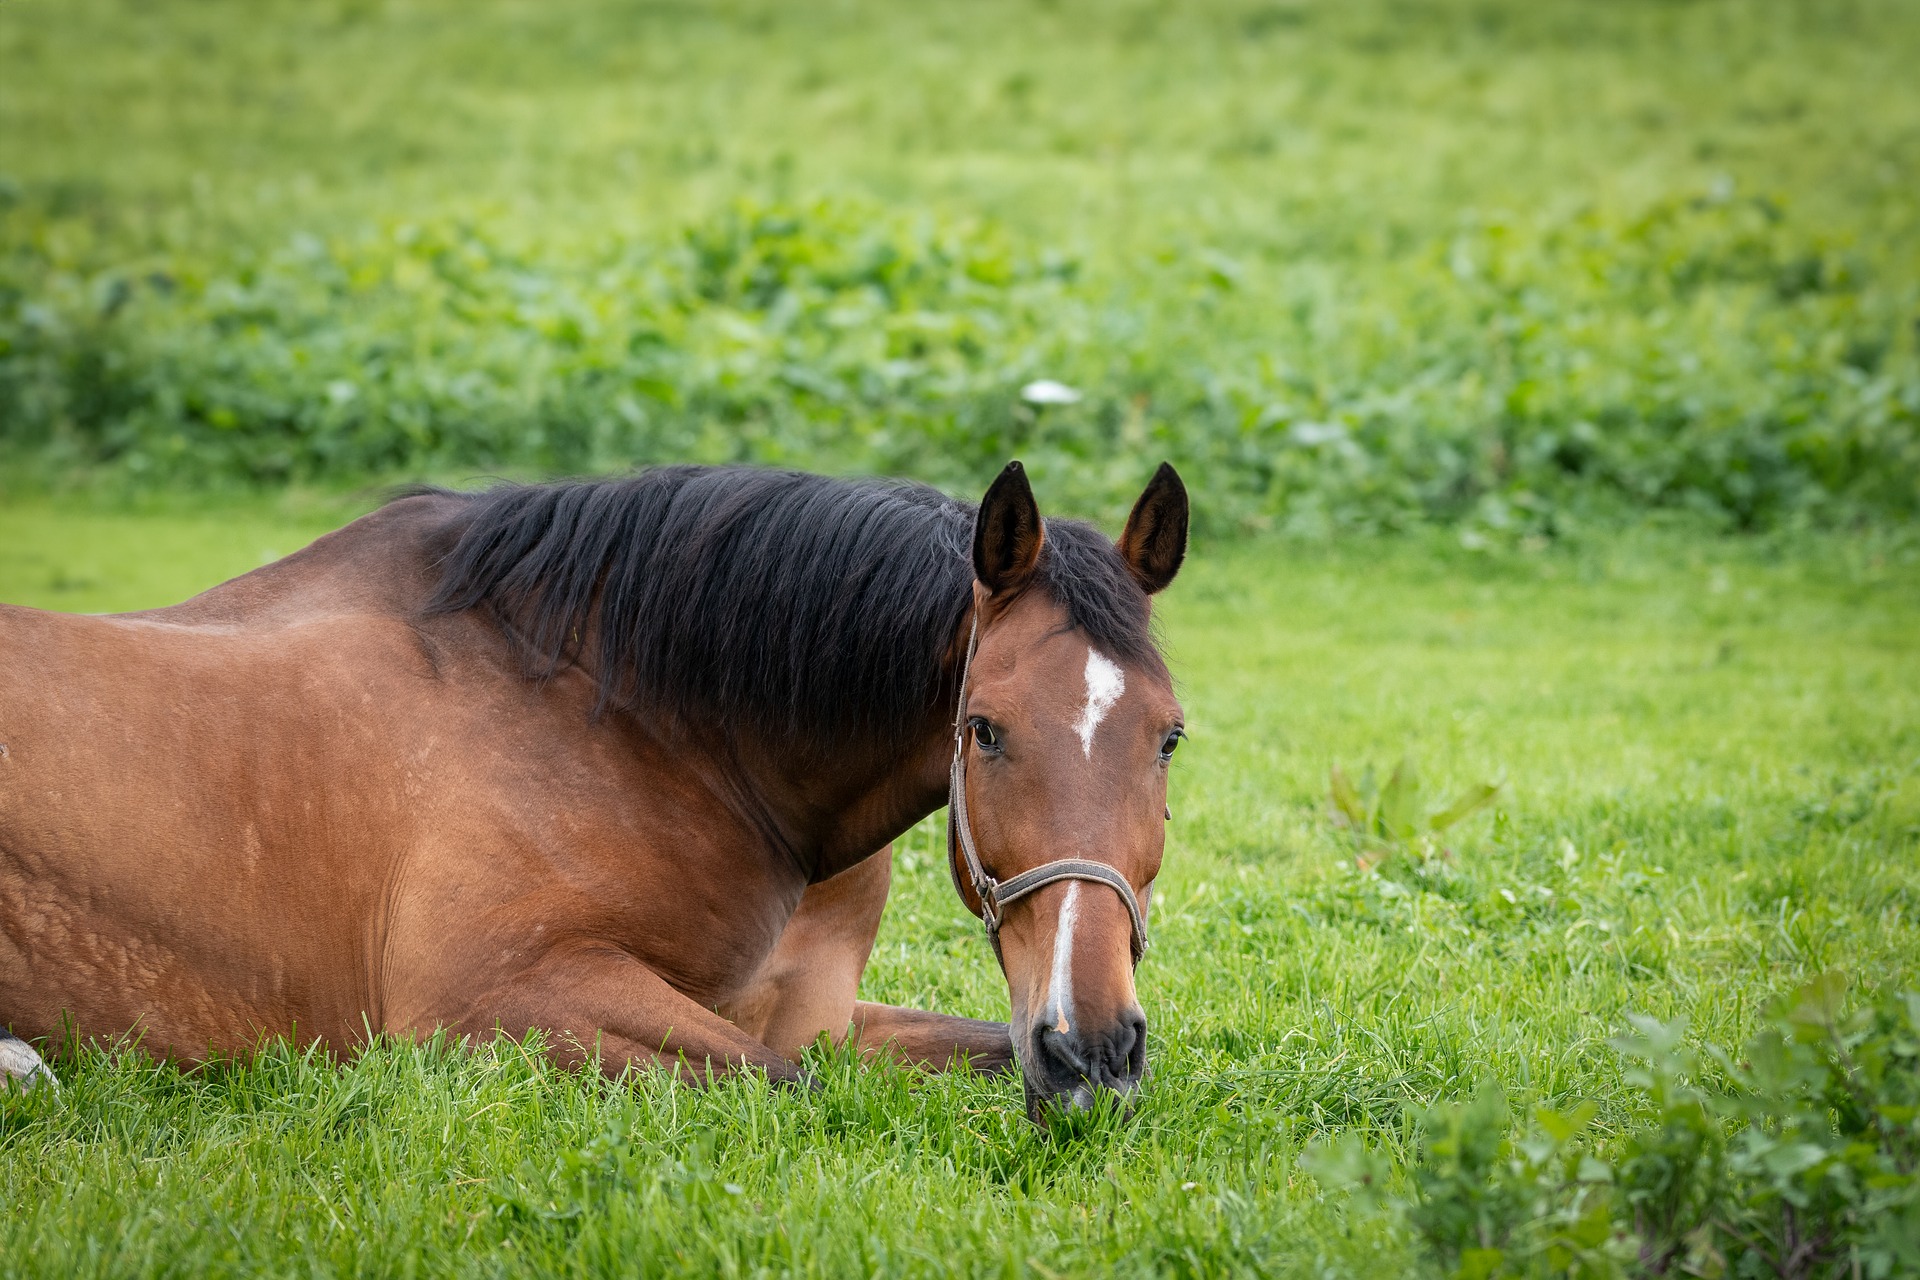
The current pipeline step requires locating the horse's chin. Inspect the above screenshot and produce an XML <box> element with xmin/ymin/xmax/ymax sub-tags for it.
<box><xmin>1021</xmin><ymin>1073</ymin><xmax>1141</xmax><ymax>1126</ymax></box>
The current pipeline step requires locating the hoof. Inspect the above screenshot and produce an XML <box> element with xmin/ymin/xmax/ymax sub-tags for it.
<box><xmin>0</xmin><ymin>1032</ymin><xmax>56</xmax><ymax>1094</ymax></box>
<box><xmin>961</xmin><ymin>1044</ymin><xmax>1020</xmax><ymax>1077</ymax></box>
<box><xmin>770</xmin><ymin>1064</ymin><xmax>823</xmax><ymax>1093</ymax></box>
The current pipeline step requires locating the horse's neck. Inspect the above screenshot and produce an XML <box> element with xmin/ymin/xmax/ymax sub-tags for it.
<box><xmin>720</xmin><ymin>710</ymin><xmax>955</xmax><ymax>883</ymax></box>
<box><xmin>130</xmin><ymin>488</ymin><xmax>964</xmax><ymax>880</ymax></box>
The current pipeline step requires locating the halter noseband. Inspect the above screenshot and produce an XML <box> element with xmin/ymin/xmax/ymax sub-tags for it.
<box><xmin>945</xmin><ymin>608</ymin><xmax>1151</xmax><ymax>969</ymax></box>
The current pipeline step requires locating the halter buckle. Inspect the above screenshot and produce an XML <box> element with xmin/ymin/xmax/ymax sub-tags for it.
<box><xmin>976</xmin><ymin>879</ymin><xmax>1002</xmax><ymax>933</ymax></box>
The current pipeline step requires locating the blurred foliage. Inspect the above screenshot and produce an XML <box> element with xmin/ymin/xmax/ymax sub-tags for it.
<box><xmin>3</xmin><ymin>193</ymin><xmax>1914</xmax><ymax>532</ymax></box>
<box><xmin>2</xmin><ymin>0</ymin><xmax>1918</xmax><ymax>531</ymax></box>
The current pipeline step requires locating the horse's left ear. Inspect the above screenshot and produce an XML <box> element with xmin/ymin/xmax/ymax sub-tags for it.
<box><xmin>1117</xmin><ymin>462</ymin><xmax>1188</xmax><ymax>595</ymax></box>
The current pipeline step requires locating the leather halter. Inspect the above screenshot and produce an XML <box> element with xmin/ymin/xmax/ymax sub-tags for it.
<box><xmin>945</xmin><ymin>608</ymin><xmax>1151</xmax><ymax>969</ymax></box>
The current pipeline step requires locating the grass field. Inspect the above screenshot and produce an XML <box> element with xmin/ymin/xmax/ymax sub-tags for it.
<box><xmin>3</xmin><ymin>505</ymin><xmax>1917</xmax><ymax>1275</ymax></box>
<box><xmin>5</xmin><ymin>0</ymin><xmax>1920</xmax><ymax>1272</ymax></box>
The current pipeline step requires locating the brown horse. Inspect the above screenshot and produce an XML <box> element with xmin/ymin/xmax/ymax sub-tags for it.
<box><xmin>0</xmin><ymin>460</ymin><xmax>1187</xmax><ymax>1116</ymax></box>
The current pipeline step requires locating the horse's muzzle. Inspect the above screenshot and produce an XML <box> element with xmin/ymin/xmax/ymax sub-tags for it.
<box><xmin>1020</xmin><ymin>1008</ymin><xmax>1148</xmax><ymax>1116</ymax></box>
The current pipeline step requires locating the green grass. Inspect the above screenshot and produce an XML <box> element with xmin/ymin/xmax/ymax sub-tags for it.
<box><xmin>3</xmin><ymin>507</ymin><xmax>1917</xmax><ymax>1276</ymax></box>
<box><xmin>0</xmin><ymin>494</ymin><xmax>365</xmax><ymax>615</ymax></box>
<box><xmin>6</xmin><ymin>0</ymin><xmax>1914</xmax><ymax>248</ymax></box>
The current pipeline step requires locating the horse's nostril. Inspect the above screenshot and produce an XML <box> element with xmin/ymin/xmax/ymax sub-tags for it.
<box><xmin>1030</xmin><ymin>1013</ymin><xmax>1149</xmax><ymax>1093</ymax></box>
<box><xmin>1034</xmin><ymin>1025</ymin><xmax>1089</xmax><ymax>1081</ymax></box>
<box><xmin>1116</xmin><ymin>1010</ymin><xmax>1148</xmax><ymax>1082</ymax></box>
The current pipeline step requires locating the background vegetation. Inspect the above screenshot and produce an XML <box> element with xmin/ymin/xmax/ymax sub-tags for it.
<box><xmin>4</xmin><ymin>0</ymin><xmax>1918</xmax><ymax>533</ymax></box>
<box><xmin>3</xmin><ymin>1</ymin><xmax>1919</xmax><ymax>1276</ymax></box>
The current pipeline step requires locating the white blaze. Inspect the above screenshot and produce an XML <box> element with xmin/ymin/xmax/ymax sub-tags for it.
<box><xmin>1049</xmin><ymin>882</ymin><xmax>1081</xmax><ymax>1033</ymax></box>
<box><xmin>1075</xmin><ymin>649</ymin><xmax>1125</xmax><ymax>758</ymax></box>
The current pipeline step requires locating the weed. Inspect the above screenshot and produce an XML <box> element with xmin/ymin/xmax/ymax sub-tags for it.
<box><xmin>1328</xmin><ymin>756</ymin><xmax>1501</xmax><ymax>870</ymax></box>
<box><xmin>1311</xmin><ymin>979</ymin><xmax>1920</xmax><ymax>1279</ymax></box>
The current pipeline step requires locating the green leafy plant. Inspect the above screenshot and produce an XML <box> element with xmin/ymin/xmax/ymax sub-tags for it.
<box><xmin>1304</xmin><ymin>1086</ymin><xmax>1622</xmax><ymax>1280</ymax></box>
<box><xmin>1713</xmin><ymin>976</ymin><xmax>1920</xmax><ymax>1278</ymax></box>
<box><xmin>1607</xmin><ymin>1015</ymin><xmax>1729</xmax><ymax>1276</ymax></box>
<box><xmin>1409</xmin><ymin>1086</ymin><xmax>1621</xmax><ymax>1280</ymax></box>
<box><xmin>1328</xmin><ymin>757</ymin><xmax>1501</xmax><ymax>870</ymax></box>
<box><xmin>1310</xmin><ymin>978</ymin><xmax>1920</xmax><ymax>1279</ymax></box>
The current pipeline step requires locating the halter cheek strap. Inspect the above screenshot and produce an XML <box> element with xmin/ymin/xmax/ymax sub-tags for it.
<box><xmin>946</xmin><ymin>610</ymin><xmax>1151</xmax><ymax>969</ymax></box>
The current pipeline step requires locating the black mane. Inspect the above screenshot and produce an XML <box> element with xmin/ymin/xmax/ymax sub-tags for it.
<box><xmin>417</xmin><ymin>465</ymin><xmax>1162</xmax><ymax>748</ymax></box>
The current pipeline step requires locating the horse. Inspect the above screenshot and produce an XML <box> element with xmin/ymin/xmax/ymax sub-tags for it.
<box><xmin>0</xmin><ymin>459</ymin><xmax>1188</xmax><ymax>1117</ymax></box>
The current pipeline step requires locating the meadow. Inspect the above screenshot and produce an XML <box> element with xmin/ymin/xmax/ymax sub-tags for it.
<box><xmin>3</xmin><ymin>0</ymin><xmax>1920</xmax><ymax>1274</ymax></box>
<box><xmin>2</xmin><ymin>506</ymin><xmax>1917</xmax><ymax>1276</ymax></box>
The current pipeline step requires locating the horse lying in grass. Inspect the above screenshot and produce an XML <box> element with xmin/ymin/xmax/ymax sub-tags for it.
<box><xmin>0</xmin><ymin>460</ymin><xmax>1188</xmax><ymax>1117</ymax></box>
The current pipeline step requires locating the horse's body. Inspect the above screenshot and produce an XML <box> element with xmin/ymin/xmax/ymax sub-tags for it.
<box><xmin>0</xmin><ymin>464</ymin><xmax>1187</xmax><ymax>1113</ymax></box>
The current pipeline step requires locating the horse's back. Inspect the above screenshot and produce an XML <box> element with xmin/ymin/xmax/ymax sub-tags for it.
<box><xmin>123</xmin><ymin>491</ymin><xmax>463</xmax><ymax>630</ymax></box>
<box><xmin>0</xmin><ymin>495</ymin><xmax>474</xmax><ymax>1055</ymax></box>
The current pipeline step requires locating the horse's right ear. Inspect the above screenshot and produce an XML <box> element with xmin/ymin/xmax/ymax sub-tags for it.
<box><xmin>973</xmin><ymin>461</ymin><xmax>1045</xmax><ymax>595</ymax></box>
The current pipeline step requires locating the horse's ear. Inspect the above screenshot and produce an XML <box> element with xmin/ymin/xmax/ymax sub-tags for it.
<box><xmin>1117</xmin><ymin>462</ymin><xmax>1188</xmax><ymax>595</ymax></box>
<box><xmin>973</xmin><ymin>460</ymin><xmax>1045</xmax><ymax>595</ymax></box>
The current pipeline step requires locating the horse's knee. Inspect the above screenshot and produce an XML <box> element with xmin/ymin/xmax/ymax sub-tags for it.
<box><xmin>721</xmin><ymin>847</ymin><xmax>893</xmax><ymax>1058</ymax></box>
<box><xmin>0</xmin><ymin>1029</ymin><xmax>56</xmax><ymax>1093</ymax></box>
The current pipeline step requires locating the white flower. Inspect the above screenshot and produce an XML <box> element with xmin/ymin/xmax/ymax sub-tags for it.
<box><xmin>1287</xmin><ymin>421</ymin><xmax>1347</xmax><ymax>446</ymax></box>
<box><xmin>1019</xmin><ymin>379</ymin><xmax>1082</xmax><ymax>406</ymax></box>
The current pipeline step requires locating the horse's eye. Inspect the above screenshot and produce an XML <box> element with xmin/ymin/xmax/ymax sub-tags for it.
<box><xmin>971</xmin><ymin>718</ymin><xmax>1001</xmax><ymax>751</ymax></box>
<box><xmin>1160</xmin><ymin>730</ymin><xmax>1183</xmax><ymax>760</ymax></box>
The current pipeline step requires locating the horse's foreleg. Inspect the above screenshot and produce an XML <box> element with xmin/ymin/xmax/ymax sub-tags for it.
<box><xmin>452</xmin><ymin>940</ymin><xmax>804</xmax><ymax>1085</ymax></box>
<box><xmin>849</xmin><ymin>1002</ymin><xmax>1016</xmax><ymax>1074</ymax></box>
<box><xmin>718</xmin><ymin>847</ymin><xmax>1016</xmax><ymax>1075</ymax></box>
<box><xmin>720</xmin><ymin>847</ymin><xmax>892</xmax><ymax>1059</ymax></box>
<box><xmin>0</xmin><ymin>1028</ymin><xmax>56</xmax><ymax>1092</ymax></box>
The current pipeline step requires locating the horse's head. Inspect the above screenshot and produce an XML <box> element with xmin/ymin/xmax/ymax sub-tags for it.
<box><xmin>951</xmin><ymin>461</ymin><xmax>1188</xmax><ymax>1118</ymax></box>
